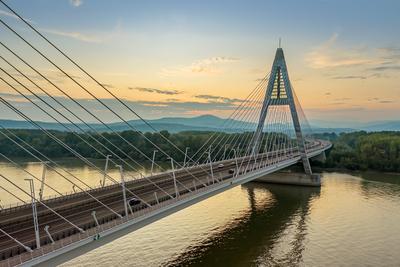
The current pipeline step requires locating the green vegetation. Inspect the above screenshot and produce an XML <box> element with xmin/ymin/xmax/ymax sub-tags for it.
<box><xmin>1</xmin><ymin>129</ymin><xmax>399</xmax><ymax>172</ymax></box>
<box><xmin>0</xmin><ymin>130</ymin><xmax>209</xmax><ymax>161</ymax></box>
<box><xmin>314</xmin><ymin>131</ymin><xmax>400</xmax><ymax>172</ymax></box>
<box><xmin>0</xmin><ymin>130</ymin><xmax>263</xmax><ymax>163</ymax></box>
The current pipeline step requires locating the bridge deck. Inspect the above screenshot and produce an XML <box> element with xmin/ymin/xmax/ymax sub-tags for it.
<box><xmin>0</xmin><ymin>141</ymin><xmax>331</xmax><ymax>267</ymax></box>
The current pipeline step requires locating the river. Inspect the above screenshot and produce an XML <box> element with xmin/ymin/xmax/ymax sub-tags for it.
<box><xmin>1</xmin><ymin>159</ymin><xmax>400</xmax><ymax>266</ymax></box>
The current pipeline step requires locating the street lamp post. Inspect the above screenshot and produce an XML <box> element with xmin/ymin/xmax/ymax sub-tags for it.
<box><xmin>183</xmin><ymin>147</ymin><xmax>190</xmax><ymax>168</ymax></box>
<box><xmin>44</xmin><ymin>225</ymin><xmax>54</xmax><ymax>244</ymax></box>
<box><xmin>232</xmin><ymin>149</ymin><xmax>239</xmax><ymax>177</ymax></box>
<box><xmin>151</xmin><ymin>150</ymin><xmax>158</xmax><ymax>176</ymax></box>
<box><xmin>222</xmin><ymin>144</ymin><xmax>228</xmax><ymax>160</ymax></box>
<box><xmin>102</xmin><ymin>155</ymin><xmax>112</xmax><ymax>187</ymax></box>
<box><xmin>38</xmin><ymin>161</ymin><xmax>48</xmax><ymax>201</ymax></box>
<box><xmin>91</xmin><ymin>211</ymin><xmax>99</xmax><ymax>226</ymax></box>
<box><xmin>168</xmin><ymin>157</ymin><xmax>179</xmax><ymax>197</ymax></box>
<box><xmin>207</xmin><ymin>151</ymin><xmax>214</xmax><ymax>184</ymax></box>
<box><xmin>116</xmin><ymin>165</ymin><xmax>128</xmax><ymax>217</ymax></box>
<box><xmin>25</xmin><ymin>178</ymin><xmax>40</xmax><ymax>249</ymax></box>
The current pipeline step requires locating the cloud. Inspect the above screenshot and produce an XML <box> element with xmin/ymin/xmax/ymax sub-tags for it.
<box><xmin>368</xmin><ymin>65</ymin><xmax>400</xmax><ymax>72</ymax></box>
<box><xmin>40</xmin><ymin>28</ymin><xmax>103</xmax><ymax>43</ymax></box>
<box><xmin>2</xmin><ymin>92</ymin><xmax>397</xmax><ymax>123</ymax></box>
<box><xmin>328</xmin><ymin>102</ymin><xmax>346</xmax><ymax>105</ymax></box>
<box><xmin>362</xmin><ymin>47</ymin><xmax>400</xmax><ymax>73</ymax></box>
<box><xmin>129</xmin><ymin>87</ymin><xmax>183</xmax><ymax>95</ymax></box>
<box><xmin>0</xmin><ymin>92</ymin><xmax>31</xmax><ymax>103</ymax></box>
<box><xmin>249</xmin><ymin>68</ymin><xmax>266</xmax><ymax>74</ymax></box>
<box><xmin>334</xmin><ymin>97</ymin><xmax>352</xmax><ymax>101</ymax></box>
<box><xmin>377</xmin><ymin>47</ymin><xmax>400</xmax><ymax>61</ymax></box>
<box><xmin>306</xmin><ymin>33</ymin><xmax>374</xmax><ymax>69</ymax></box>
<box><xmin>0</xmin><ymin>9</ymin><xmax>34</xmax><ymax>23</ymax></box>
<box><xmin>9</xmin><ymin>71</ymin><xmax>42</xmax><ymax>81</ymax></box>
<box><xmin>368</xmin><ymin>73</ymin><xmax>386</xmax><ymax>78</ymax></box>
<box><xmin>39</xmin><ymin>20</ymin><xmax>122</xmax><ymax>43</ymax></box>
<box><xmin>0</xmin><ymin>92</ymin><xmax>243</xmax><ymax>121</ymax></box>
<box><xmin>332</xmin><ymin>75</ymin><xmax>367</xmax><ymax>80</ymax></box>
<box><xmin>100</xmin><ymin>83</ymin><xmax>114</xmax><ymax>88</ymax></box>
<box><xmin>307</xmin><ymin>107</ymin><xmax>366</xmax><ymax>112</ymax></box>
<box><xmin>161</xmin><ymin>56</ymin><xmax>239</xmax><ymax>76</ymax></box>
<box><xmin>69</xmin><ymin>0</ymin><xmax>83</xmax><ymax>7</ymax></box>
<box><xmin>306</xmin><ymin>34</ymin><xmax>400</xmax><ymax>79</ymax></box>
<box><xmin>194</xmin><ymin>94</ymin><xmax>244</xmax><ymax>104</ymax></box>
<box><xmin>367</xmin><ymin>97</ymin><xmax>395</xmax><ymax>104</ymax></box>
<box><xmin>190</xmin><ymin>57</ymin><xmax>239</xmax><ymax>74</ymax></box>
<box><xmin>332</xmin><ymin>72</ymin><xmax>391</xmax><ymax>79</ymax></box>
<box><xmin>327</xmin><ymin>97</ymin><xmax>354</xmax><ymax>105</ymax></box>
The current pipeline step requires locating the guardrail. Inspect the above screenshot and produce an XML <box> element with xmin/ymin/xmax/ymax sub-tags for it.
<box><xmin>0</xmin><ymin>142</ymin><xmax>330</xmax><ymax>266</ymax></box>
<box><xmin>0</xmin><ymin>178</ymin><xmax>221</xmax><ymax>267</ymax></box>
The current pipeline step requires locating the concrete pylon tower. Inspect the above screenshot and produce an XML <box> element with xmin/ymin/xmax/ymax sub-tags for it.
<box><xmin>253</xmin><ymin>47</ymin><xmax>313</xmax><ymax>175</ymax></box>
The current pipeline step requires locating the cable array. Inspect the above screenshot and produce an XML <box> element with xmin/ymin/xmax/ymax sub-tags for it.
<box><xmin>0</xmin><ymin>1</ymin><xmax>323</xmax><ymax>260</ymax></box>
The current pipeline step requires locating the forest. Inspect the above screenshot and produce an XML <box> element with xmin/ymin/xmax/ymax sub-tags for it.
<box><xmin>313</xmin><ymin>131</ymin><xmax>400</xmax><ymax>172</ymax></box>
<box><xmin>0</xmin><ymin>129</ymin><xmax>399</xmax><ymax>172</ymax></box>
<box><xmin>0</xmin><ymin>129</ymin><xmax>260</xmax><ymax>163</ymax></box>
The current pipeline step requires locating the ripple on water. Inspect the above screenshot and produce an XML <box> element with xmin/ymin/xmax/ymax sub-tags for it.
<box><xmin>0</xmin><ymin>168</ymin><xmax>393</xmax><ymax>267</ymax></box>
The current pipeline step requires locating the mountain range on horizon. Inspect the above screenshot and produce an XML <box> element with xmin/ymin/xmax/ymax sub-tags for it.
<box><xmin>0</xmin><ymin>114</ymin><xmax>399</xmax><ymax>134</ymax></box>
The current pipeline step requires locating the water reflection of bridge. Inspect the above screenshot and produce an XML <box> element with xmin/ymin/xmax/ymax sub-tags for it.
<box><xmin>0</xmin><ymin>2</ymin><xmax>331</xmax><ymax>264</ymax></box>
<box><xmin>165</xmin><ymin>182</ymin><xmax>320</xmax><ymax>267</ymax></box>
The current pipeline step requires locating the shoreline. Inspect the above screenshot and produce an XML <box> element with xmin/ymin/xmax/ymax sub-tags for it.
<box><xmin>1</xmin><ymin>157</ymin><xmax>399</xmax><ymax>177</ymax></box>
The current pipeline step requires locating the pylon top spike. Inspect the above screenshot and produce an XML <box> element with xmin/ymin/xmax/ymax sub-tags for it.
<box><xmin>279</xmin><ymin>38</ymin><xmax>281</xmax><ymax>48</ymax></box>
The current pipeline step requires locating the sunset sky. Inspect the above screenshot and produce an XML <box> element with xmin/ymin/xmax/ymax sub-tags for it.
<box><xmin>0</xmin><ymin>0</ymin><xmax>399</xmax><ymax>124</ymax></box>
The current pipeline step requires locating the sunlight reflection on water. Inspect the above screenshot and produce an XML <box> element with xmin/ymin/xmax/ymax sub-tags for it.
<box><xmin>1</xmin><ymin>160</ymin><xmax>399</xmax><ymax>266</ymax></box>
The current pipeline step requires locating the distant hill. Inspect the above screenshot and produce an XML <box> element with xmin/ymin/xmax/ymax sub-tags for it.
<box><xmin>0</xmin><ymin>115</ymin><xmax>398</xmax><ymax>133</ymax></box>
<box><xmin>0</xmin><ymin>115</ymin><xmax>252</xmax><ymax>133</ymax></box>
<box><xmin>360</xmin><ymin>121</ymin><xmax>400</xmax><ymax>132</ymax></box>
<box><xmin>310</xmin><ymin>120</ymin><xmax>400</xmax><ymax>132</ymax></box>
<box><xmin>311</xmin><ymin>127</ymin><xmax>355</xmax><ymax>134</ymax></box>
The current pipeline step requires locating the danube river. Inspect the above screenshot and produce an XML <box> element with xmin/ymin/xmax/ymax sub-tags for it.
<box><xmin>1</xmin><ymin>160</ymin><xmax>400</xmax><ymax>266</ymax></box>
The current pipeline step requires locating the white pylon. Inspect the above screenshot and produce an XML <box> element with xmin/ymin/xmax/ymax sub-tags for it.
<box><xmin>252</xmin><ymin>47</ymin><xmax>312</xmax><ymax>175</ymax></box>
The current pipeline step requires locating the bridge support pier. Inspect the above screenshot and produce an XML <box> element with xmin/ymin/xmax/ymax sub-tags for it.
<box><xmin>312</xmin><ymin>151</ymin><xmax>326</xmax><ymax>163</ymax></box>
<box><xmin>251</xmin><ymin>47</ymin><xmax>317</xmax><ymax>185</ymax></box>
<box><xmin>255</xmin><ymin>171</ymin><xmax>321</xmax><ymax>187</ymax></box>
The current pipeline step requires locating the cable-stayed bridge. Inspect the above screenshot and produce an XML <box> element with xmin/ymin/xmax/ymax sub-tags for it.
<box><xmin>0</xmin><ymin>2</ymin><xmax>331</xmax><ymax>266</ymax></box>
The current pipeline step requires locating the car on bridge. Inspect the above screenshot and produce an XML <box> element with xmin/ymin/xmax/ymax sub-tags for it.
<box><xmin>128</xmin><ymin>197</ymin><xmax>141</xmax><ymax>206</ymax></box>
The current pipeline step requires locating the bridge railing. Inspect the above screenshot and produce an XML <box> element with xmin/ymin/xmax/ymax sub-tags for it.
<box><xmin>0</xmin><ymin>141</ymin><xmax>329</xmax><ymax>215</ymax></box>
<box><xmin>0</xmin><ymin>167</ymin><xmax>176</xmax><ymax>214</ymax></box>
<box><xmin>4</xmin><ymin>149</ymin><xmax>298</xmax><ymax>266</ymax></box>
<box><xmin>0</xmin><ymin>179</ymin><xmax>221</xmax><ymax>267</ymax></box>
<box><xmin>0</xmin><ymin>141</ymin><xmax>331</xmax><ymax>266</ymax></box>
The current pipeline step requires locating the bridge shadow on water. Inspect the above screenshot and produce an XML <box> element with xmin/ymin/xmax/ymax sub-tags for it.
<box><xmin>165</xmin><ymin>182</ymin><xmax>321</xmax><ymax>267</ymax></box>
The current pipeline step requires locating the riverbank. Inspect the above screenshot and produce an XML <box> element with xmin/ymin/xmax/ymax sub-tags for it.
<box><xmin>59</xmin><ymin>171</ymin><xmax>400</xmax><ymax>267</ymax></box>
<box><xmin>314</xmin><ymin>131</ymin><xmax>400</xmax><ymax>172</ymax></box>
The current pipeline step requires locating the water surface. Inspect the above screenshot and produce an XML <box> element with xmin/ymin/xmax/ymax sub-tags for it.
<box><xmin>1</xmin><ymin>160</ymin><xmax>399</xmax><ymax>266</ymax></box>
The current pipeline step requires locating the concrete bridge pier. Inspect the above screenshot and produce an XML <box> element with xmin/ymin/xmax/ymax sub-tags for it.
<box><xmin>312</xmin><ymin>151</ymin><xmax>327</xmax><ymax>163</ymax></box>
<box><xmin>255</xmin><ymin>171</ymin><xmax>321</xmax><ymax>187</ymax></box>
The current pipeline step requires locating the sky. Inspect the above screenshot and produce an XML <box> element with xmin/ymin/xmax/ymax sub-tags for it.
<box><xmin>0</xmin><ymin>0</ymin><xmax>399</xmax><ymax>124</ymax></box>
